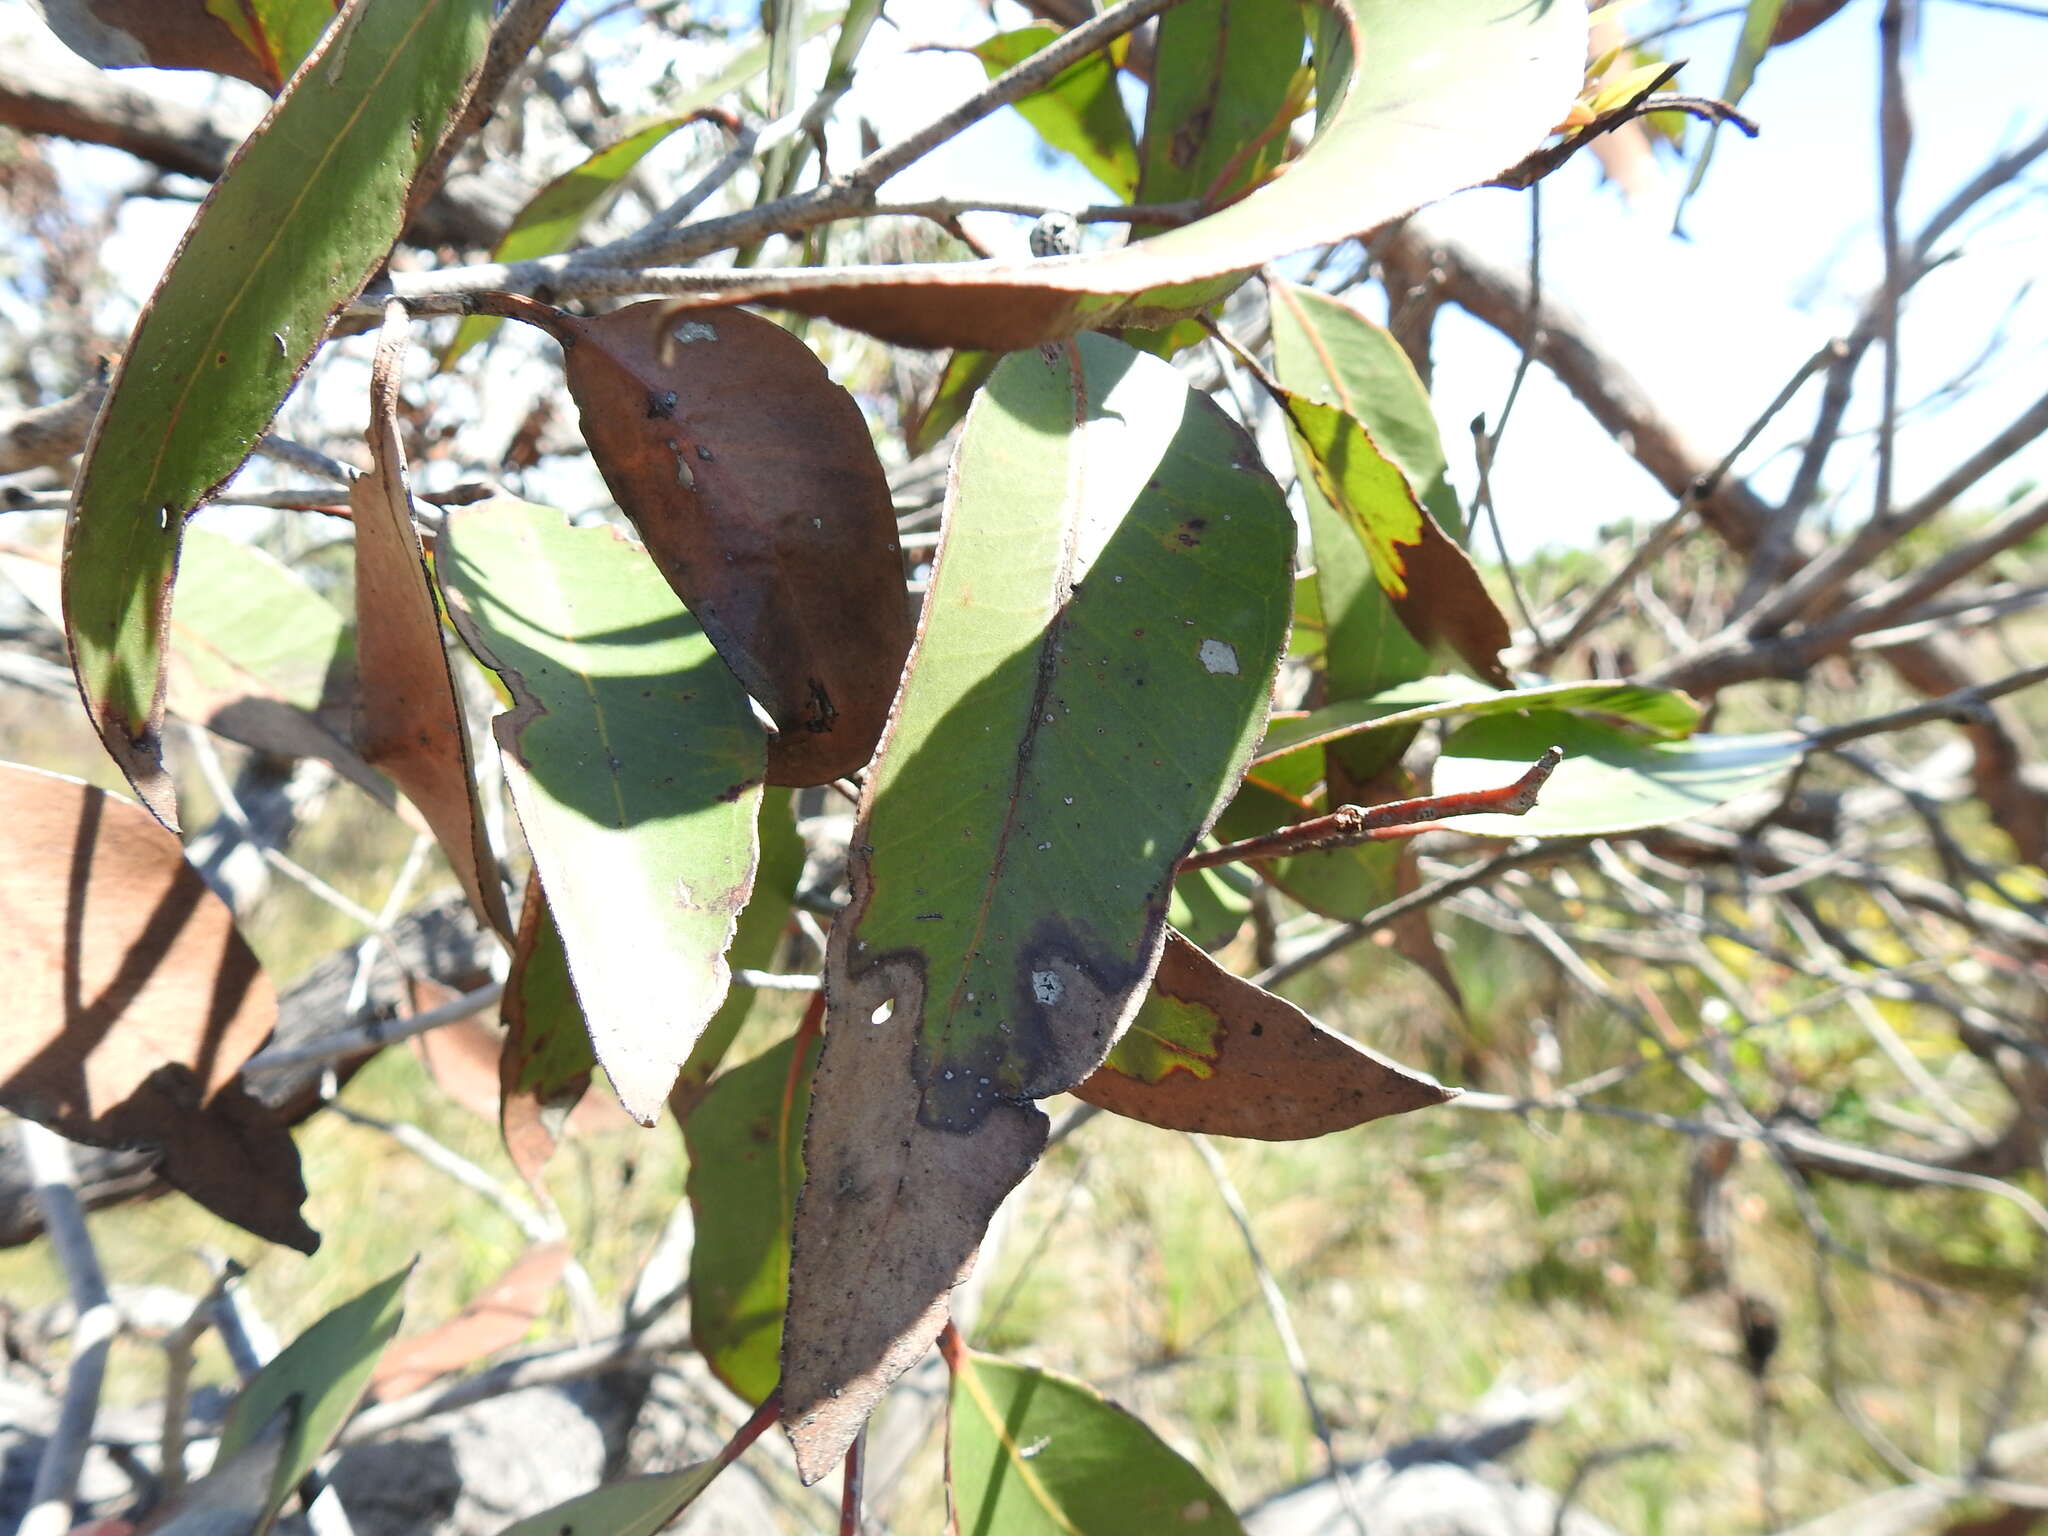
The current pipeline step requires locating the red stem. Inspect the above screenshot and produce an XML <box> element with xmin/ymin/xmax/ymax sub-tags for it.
<box><xmin>839</xmin><ymin>1429</ymin><xmax>867</xmax><ymax>1536</ymax></box>
<box><xmin>1181</xmin><ymin>746</ymin><xmax>1563</xmax><ymax>871</ymax></box>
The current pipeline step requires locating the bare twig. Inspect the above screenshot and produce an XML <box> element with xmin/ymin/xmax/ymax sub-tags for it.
<box><xmin>1189</xmin><ymin>1133</ymin><xmax>1369</xmax><ymax>1536</ymax></box>
<box><xmin>14</xmin><ymin>1121</ymin><xmax>114</xmax><ymax>1536</ymax></box>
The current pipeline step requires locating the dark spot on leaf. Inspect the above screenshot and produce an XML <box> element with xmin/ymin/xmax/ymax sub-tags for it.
<box><xmin>1250</xmin><ymin>1022</ymin><xmax>1265</xmax><ymax>1037</ymax></box>
<box><xmin>695</xmin><ymin>443</ymin><xmax>714</xmax><ymax>461</ymax></box>
<box><xmin>646</xmin><ymin>390</ymin><xmax>678</xmax><ymax>419</ymax></box>
<box><xmin>803</xmin><ymin>678</ymin><xmax>837</xmax><ymax>733</ymax></box>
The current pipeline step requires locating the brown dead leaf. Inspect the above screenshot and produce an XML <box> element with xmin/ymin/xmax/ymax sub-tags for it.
<box><xmin>0</xmin><ymin>762</ymin><xmax>315</xmax><ymax>1251</ymax></box>
<box><xmin>780</xmin><ymin>995</ymin><xmax>1046</xmax><ymax>1481</ymax></box>
<box><xmin>350</xmin><ymin>305</ymin><xmax>512</xmax><ymax>940</ymax></box>
<box><xmin>1074</xmin><ymin>932</ymin><xmax>1452</xmax><ymax>1138</ymax></box>
<box><xmin>32</xmin><ymin>0</ymin><xmax>283</xmax><ymax>91</ymax></box>
<box><xmin>557</xmin><ymin>302</ymin><xmax>913</xmax><ymax>787</ymax></box>
<box><xmin>367</xmin><ymin>1240</ymin><xmax>569</xmax><ymax>1401</ymax></box>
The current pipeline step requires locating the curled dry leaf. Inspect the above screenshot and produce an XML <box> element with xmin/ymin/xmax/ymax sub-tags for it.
<box><xmin>351</xmin><ymin>309</ymin><xmax>513</xmax><ymax>940</ymax></box>
<box><xmin>557</xmin><ymin>301</ymin><xmax>912</xmax><ymax>787</ymax></box>
<box><xmin>644</xmin><ymin>0</ymin><xmax>1585</xmax><ymax>349</ymax></box>
<box><xmin>0</xmin><ymin>761</ymin><xmax>315</xmax><ymax>1251</ymax></box>
<box><xmin>779</xmin><ymin>334</ymin><xmax>1294</xmax><ymax>1481</ymax></box>
<box><xmin>1075</xmin><ymin>931</ymin><xmax>1452</xmax><ymax>1138</ymax></box>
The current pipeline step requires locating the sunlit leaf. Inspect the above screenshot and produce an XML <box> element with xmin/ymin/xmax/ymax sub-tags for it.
<box><xmin>0</xmin><ymin>762</ymin><xmax>313</xmax><ymax>1250</ymax></box>
<box><xmin>1279</xmin><ymin>391</ymin><xmax>1510</xmax><ymax>690</ymax></box>
<box><xmin>35</xmin><ymin>0</ymin><xmax>337</xmax><ymax>90</ymax></box>
<box><xmin>974</xmin><ymin>24</ymin><xmax>1140</xmax><ymax>200</ymax></box>
<box><xmin>1435</xmin><ymin>712</ymin><xmax>1804</xmax><ymax>836</ymax></box>
<box><xmin>368</xmin><ymin>1242</ymin><xmax>567</xmax><ymax>1402</ymax></box>
<box><xmin>780</xmin><ymin>333</ymin><xmax>1294</xmax><ymax>1481</ymax></box>
<box><xmin>218</xmin><ymin>1263</ymin><xmax>409</xmax><ymax>1531</ymax></box>
<box><xmin>686</xmin><ymin>1033</ymin><xmax>818</xmax><ymax>1405</ymax></box>
<box><xmin>437</xmin><ymin>499</ymin><xmax>767</xmax><ymax>1124</ymax></box>
<box><xmin>1135</xmin><ymin>0</ymin><xmax>1305</xmax><ymax>220</ymax></box>
<box><xmin>644</xmin><ymin>0</ymin><xmax>1586</xmax><ymax>348</ymax></box>
<box><xmin>947</xmin><ymin>1347</ymin><xmax>1245</xmax><ymax>1534</ymax></box>
<box><xmin>1260</xmin><ymin>675</ymin><xmax>1706</xmax><ymax>761</ymax></box>
<box><xmin>494</xmin><ymin>1465</ymin><xmax>723</xmax><ymax>1536</ymax></box>
<box><xmin>62</xmin><ymin>0</ymin><xmax>493</xmax><ymax>824</ymax></box>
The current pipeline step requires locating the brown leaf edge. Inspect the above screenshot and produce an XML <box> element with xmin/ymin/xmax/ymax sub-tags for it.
<box><xmin>1074</xmin><ymin>930</ymin><xmax>1453</xmax><ymax>1138</ymax></box>
<box><xmin>349</xmin><ymin>303</ymin><xmax>513</xmax><ymax>941</ymax></box>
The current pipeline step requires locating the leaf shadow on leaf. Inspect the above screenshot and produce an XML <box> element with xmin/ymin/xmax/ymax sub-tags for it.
<box><xmin>784</xmin><ymin>339</ymin><xmax>1295</xmax><ymax>1479</ymax></box>
<box><xmin>964</xmin><ymin>1365</ymin><xmax>1045</xmax><ymax>1536</ymax></box>
<box><xmin>439</xmin><ymin>586</ymin><xmax>753</xmax><ymax>832</ymax></box>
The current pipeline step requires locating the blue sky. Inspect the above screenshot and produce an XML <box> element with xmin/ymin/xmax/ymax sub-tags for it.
<box><xmin>849</xmin><ymin>0</ymin><xmax>2048</xmax><ymax>556</ymax></box>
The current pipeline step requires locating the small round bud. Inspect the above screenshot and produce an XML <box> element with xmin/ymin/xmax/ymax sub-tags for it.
<box><xmin>1028</xmin><ymin>211</ymin><xmax>1081</xmax><ymax>258</ymax></box>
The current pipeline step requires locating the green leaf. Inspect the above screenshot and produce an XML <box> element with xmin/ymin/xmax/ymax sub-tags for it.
<box><xmin>498</xmin><ymin>876</ymin><xmax>594</xmax><ymax>1191</ymax></box>
<box><xmin>947</xmin><ymin>1348</ymin><xmax>1245</xmax><ymax>1534</ymax></box>
<box><xmin>204</xmin><ymin>0</ymin><xmax>339</xmax><ymax>85</ymax></box>
<box><xmin>494</xmin><ymin>1465</ymin><xmax>723</xmax><ymax>1536</ymax></box>
<box><xmin>437</xmin><ymin>500</ymin><xmax>767</xmax><ymax>1125</ymax></box>
<box><xmin>780</xmin><ymin>333</ymin><xmax>1295</xmax><ymax>1480</ymax></box>
<box><xmin>62</xmin><ymin>0</ymin><xmax>494</xmax><ymax>824</ymax></box>
<box><xmin>1279</xmin><ymin>392</ymin><xmax>1510</xmax><ymax>691</ymax></box>
<box><xmin>1168</xmin><ymin>863</ymin><xmax>1252</xmax><ymax>952</ymax></box>
<box><xmin>1434</xmin><ymin>712</ymin><xmax>1804</xmax><ymax>837</ymax></box>
<box><xmin>639</xmin><ymin>0</ymin><xmax>1587</xmax><ymax>349</ymax></box>
<box><xmin>909</xmin><ymin>349</ymin><xmax>1000</xmax><ymax>458</ymax></box>
<box><xmin>439</xmin><ymin>19</ymin><xmax>837</xmax><ymax>368</ymax></box>
<box><xmin>217</xmin><ymin>1263</ymin><xmax>409</xmax><ymax>1532</ymax></box>
<box><xmin>673</xmin><ymin>787</ymin><xmax>805</xmax><ymax>1099</ymax></box>
<box><xmin>1260</xmin><ymin>675</ymin><xmax>1706</xmax><ymax>761</ymax></box>
<box><xmin>685</xmin><ymin>1032</ymin><xmax>818</xmax><ymax>1405</ymax></box>
<box><xmin>975</xmin><ymin>24</ymin><xmax>1140</xmax><ymax>200</ymax></box>
<box><xmin>1136</xmin><ymin>0</ymin><xmax>1305</xmax><ymax>219</ymax></box>
<box><xmin>1677</xmin><ymin>0</ymin><xmax>1784</xmax><ymax>213</ymax></box>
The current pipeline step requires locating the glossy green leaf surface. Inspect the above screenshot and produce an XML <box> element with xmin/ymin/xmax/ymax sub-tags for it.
<box><xmin>1261</xmin><ymin>675</ymin><xmax>1706</xmax><ymax>761</ymax></box>
<box><xmin>780</xmin><ymin>333</ymin><xmax>1295</xmax><ymax>1479</ymax></box>
<box><xmin>673</xmin><ymin>787</ymin><xmax>804</xmax><ymax>1099</ymax></box>
<box><xmin>948</xmin><ymin>1349</ymin><xmax>1245</xmax><ymax>1534</ymax></box>
<box><xmin>835</xmin><ymin>333</ymin><xmax>1293</xmax><ymax>1128</ymax></box>
<box><xmin>494</xmin><ymin>1465</ymin><xmax>721</xmax><ymax>1536</ymax></box>
<box><xmin>1136</xmin><ymin>0</ymin><xmax>1304</xmax><ymax>215</ymax></box>
<box><xmin>1435</xmin><ymin>712</ymin><xmax>1805</xmax><ymax>837</ymax></box>
<box><xmin>685</xmin><ymin>1032</ymin><xmax>818</xmax><ymax>1405</ymax></box>
<box><xmin>217</xmin><ymin>1263</ymin><xmax>408</xmax><ymax>1531</ymax></box>
<box><xmin>647</xmin><ymin>0</ymin><xmax>1586</xmax><ymax>349</ymax></box>
<box><xmin>439</xmin><ymin>20</ymin><xmax>835</xmax><ymax>367</ymax></box>
<box><xmin>437</xmin><ymin>501</ymin><xmax>767</xmax><ymax>1125</ymax></box>
<box><xmin>62</xmin><ymin>0</ymin><xmax>493</xmax><ymax>822</ymax></box>
<box><xmin>975</xmin><ymin>24</ymin><xmax>1140</xmax><ymax>199</ymax></box>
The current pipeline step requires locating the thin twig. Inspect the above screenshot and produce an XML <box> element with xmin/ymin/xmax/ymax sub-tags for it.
<box><xmin>1182</xmin><ymin>749</ymin><xmax>1561</xmax><ymax>870</ymax></box>
<box><xmin>158</xmin><ymin>1261</ymin><xmax>244</xmax><ymax>1500</ymax></box>
<box><xmin>378</xmin><ymin>0</ymin><xmax>1188</xmax><ymax>306</ymax></box>
<box><xmin>14</xmin><ymin>1121</ymin><xmax>114</xmax><ymax>1536</ymax></box>
<box><xmin>1188</xmin><ymin>1134</ymin><xmax>1369</xmax><ymax>1536</ymax></box>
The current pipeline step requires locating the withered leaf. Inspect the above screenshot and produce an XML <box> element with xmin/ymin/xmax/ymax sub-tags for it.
<box><xmin>558</xmin><ymin>301</ymin><xmax>913</xmax><ymax>787</ymax></box>
<box><xmin>1076</xmin><ymin>931</ymin><xmax>1452</xmax><ymax>1138</ymax></box>
<box><xmin>366</xmin><ymin>1240</ymin><xmax>568</xmax><ymax>1401</ymax></box>
<box><xmin>350</xmin><ymin>307</ymin><xmax>513</xmax><ymax>940</ymax></box>
<box><xmin>0</xmin><ymin>761</ymin><xmax>314</xmax><ymax>1252</ymax></box>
